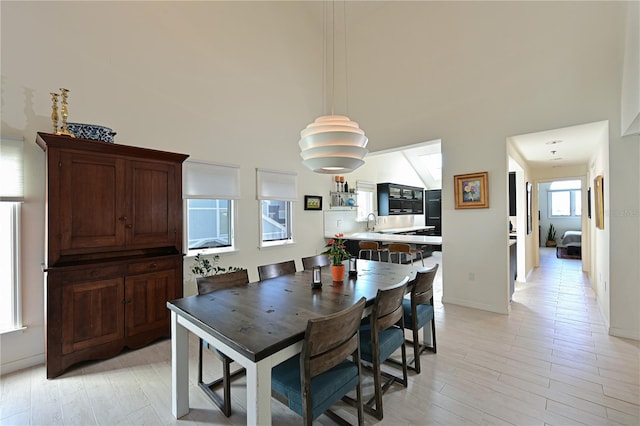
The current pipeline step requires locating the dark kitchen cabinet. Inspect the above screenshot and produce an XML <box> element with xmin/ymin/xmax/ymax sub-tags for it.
<box><xmin>37</xmin><ymin>132</ymin><xmax>188</xmax><ymax>378</ymax></box>
<box><xmin>377</xmin><ymin>183</ymin><xmax>424</xmax><ymax>215</ymax></box>
<box><xmin>425</xmin><ymin>189</ymin><xmax>441</xmax><ymax>236</ymax></box>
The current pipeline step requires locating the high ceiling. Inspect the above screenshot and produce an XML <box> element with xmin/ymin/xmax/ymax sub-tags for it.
<box><xmin>509</xmin><ymin>121</ymin><xmax>608</xmax><ymax>169</ymax></box>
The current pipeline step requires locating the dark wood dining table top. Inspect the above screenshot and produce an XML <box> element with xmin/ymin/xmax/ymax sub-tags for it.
<box><xmin>167</xmin><ymin>260</ymin><xmax>415</xmax><ymax>362</ymax></box>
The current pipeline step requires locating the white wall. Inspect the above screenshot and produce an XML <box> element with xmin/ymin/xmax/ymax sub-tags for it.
<box><xmin>2</xmin><ymin>1</ymin><xmax>638</xmax><ymax>374</ymax></box>
<box><xmin>621</xmin><ymin>0</ymin><xmax>640</xmax><ymax>136</ymax></box>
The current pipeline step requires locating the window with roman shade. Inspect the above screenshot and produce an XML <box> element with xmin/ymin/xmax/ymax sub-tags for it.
<box><xmin>183</xmin><ymin>160</ymin><xmax>241</xmax><ymax>254</ymax></box>
<box><xmin>0</xmin><ymin>137</ymin><xmax>24</xmax><ymax>333</ymax></box>
<box><xmin>256</xmin><ymin>168</ymin><xmax>297</xmax><ymax>247</ymax></box>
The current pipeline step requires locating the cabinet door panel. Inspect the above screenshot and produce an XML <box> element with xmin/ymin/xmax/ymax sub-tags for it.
<box><xmin>60</xmin><ymin>152</ymin><xmax>126</xmax><ymax>253</ymax></box>
<box><xmin>127</xmin><ymin>161</ymin><xmax>177</xmax><ymax>247</ymax></box>
<box><xmin>125</xmin><ymin>268</ymin><xmax>177</xmax><ymax>338</ymax></box>
<box><xmin>62</xmin><ymin>278</ymin><xmax>125</xmax><ymax>355</ymax></box>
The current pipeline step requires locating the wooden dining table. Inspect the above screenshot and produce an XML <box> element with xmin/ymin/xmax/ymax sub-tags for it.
<box><xmin>167</xmin><ymin>259</ymin><xmax>417</xmax><ymax>425</ymax></box>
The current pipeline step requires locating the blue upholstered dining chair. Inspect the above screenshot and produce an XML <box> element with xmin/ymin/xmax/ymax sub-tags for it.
<box><xmin>357</xmin><ymin>277</ymin><xmax>410</xmax><ymax>420</ymax></box>
<box><xmin>403</xmin><ymin>264</ymin><xmax>438</xmax><ymax>373</ymax></box>
<box><xmin>271</xmin><ymin>297</ymin><xmax>367</xmax><ymax>426</ymax></box>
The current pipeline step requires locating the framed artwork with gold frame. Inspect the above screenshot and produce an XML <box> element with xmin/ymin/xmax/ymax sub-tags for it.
<box><xmin>594</xmin><ymin>175</ymin><xmax>604</xmax><ymax>229</ymax></box>
<box><xmin>454</xmin><ymin>172</ymin><xmax>489</xmax><ymax>209</ymax></box>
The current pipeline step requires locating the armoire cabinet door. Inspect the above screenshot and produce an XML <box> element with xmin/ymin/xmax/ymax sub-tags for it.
<box><xmin>124</xmin><ymin>267</ymin><xmax>177</xmax><ymax>339</ymax></box>
<box><xmin>59</xmin><ymin>151</ymin><xmax>127</xmax><ymax>254</ymax></box>
<box><xmin>126</xmin><ymin>161</ymin><xmax>179</xmax><ymax>248</ymax></box>
<box><xmin>61</xmin><ymin>277</ymin><xmax>125</xmax><ymax>355</ymax></box>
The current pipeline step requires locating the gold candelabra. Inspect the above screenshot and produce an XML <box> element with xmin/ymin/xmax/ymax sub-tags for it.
<box><xmin>54</xmin><ymin>87</ymin><xmax>74</xmax><ymax>137</ymax></box>
<box><xmin>50</xmin><ymin>92</ymin><xmax>59</xmax><ymax>134</ymax></box>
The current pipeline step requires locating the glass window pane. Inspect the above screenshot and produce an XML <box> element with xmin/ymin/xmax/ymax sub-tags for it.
<box><xmin>356</xmin><ymin>190</ymin><xmax>373</xmax><ymax>221</ymax></box>
<box><xmin>187</xmin><ymin>199</ymin><xmax>232</xmax><ymax>250</ymax></box>
<box><xmin>0</xmin><ymin>203</ymin><xmax>17</xmax><ymax>332</ymax></box>
<box><xmin>550</xmin><ymin>191</ymin><xmax>571</xmax><ymax>216</ymax></box>
<box><xmin>573</xmin><ymin>190</ymin><xmax>582</xmax><ymax>216</ymax></box>
<box><xmin>261</xmin><ymin>200</ymin><xmax>291</xmax><ymax>242</ymax></box>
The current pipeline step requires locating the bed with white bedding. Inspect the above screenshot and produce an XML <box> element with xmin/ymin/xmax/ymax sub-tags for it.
<box><xmin>557</xmin><ymin>230</ymin><xmax>581</xmax><ymax>258</ymax></box>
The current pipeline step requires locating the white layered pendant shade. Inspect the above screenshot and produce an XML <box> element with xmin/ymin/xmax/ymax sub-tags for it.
<box><xmin>299</xmin><ymin>114</ymin><xmax>368</xmax><ymax>174</ymax></box>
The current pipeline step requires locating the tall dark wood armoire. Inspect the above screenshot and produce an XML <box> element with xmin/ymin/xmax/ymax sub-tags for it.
<box><xmin>37</xmin><ymin>132</ymin><xmax>188</xmax><ymax>378</ymax></box>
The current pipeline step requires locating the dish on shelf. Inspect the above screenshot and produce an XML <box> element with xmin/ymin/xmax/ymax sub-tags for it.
<box><xmin>66</xmin><ymin>122</ymin><xmax>116</xmax><ymax>143</ymax></box>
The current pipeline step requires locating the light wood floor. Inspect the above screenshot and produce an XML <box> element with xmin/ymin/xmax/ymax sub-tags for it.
<box><xmin>2</xmin><ymin>249</ymin><xmax>639</xmax><ymax>425</ymax></box>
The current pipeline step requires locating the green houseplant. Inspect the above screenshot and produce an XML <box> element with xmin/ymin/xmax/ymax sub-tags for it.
<box><xmin>323</xmin><ymin>233</ymin><xmax>351</xmax><ymax>283</ymax></box>
<box><xmin>545</xmin><ymin>223</ymin><xmax>557</xmax><ymax>247</ymax></box>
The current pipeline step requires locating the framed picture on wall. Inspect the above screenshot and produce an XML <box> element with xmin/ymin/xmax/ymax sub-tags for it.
<box><xmin>594</xmin><ymin>175</ymin><xmax>604</xmax><ymax>229</ymax></box>
<box><xmin>304</xmin><ymin>195</ymin><xmax>322</xmax><ymax>211</ymax></box>
<box><xmin>454</xmin><ymin>172</ymin><xmax>489</xmax><ymax>209</ymax></box>
<box><xmin>587</xmin><ymin>187</ymin><xmax>592</xmax><ymax>219</ymax></box>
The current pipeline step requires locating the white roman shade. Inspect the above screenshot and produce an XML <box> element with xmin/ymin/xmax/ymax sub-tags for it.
<box><xmin>183</xmin><ymin>160</ymin><xmax>241</xmax><ymax>199</ymax></box>
<box><xmin>0</xmin><ymin>137</ymin><xmax>24</xmax><ymax>202</ymax></box>
<box><xmin>256</xmin><ymin>168</ymin><xmax>298</xmax><ymax>202</ymax></box>
<box><xmin>356</xmin><ymin>180</ymin><xmax>376</xmax><ymax>193</ymax></box>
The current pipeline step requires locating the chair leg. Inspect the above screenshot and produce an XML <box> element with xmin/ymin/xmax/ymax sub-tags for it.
<box><xmin>197</xmin><ymin>339</ymin><xmax>246</xmax><ymax>417</ymax></box>
<box><xmin>431</xmin><ymin>317</ymin><xmax>437</xmax><ymax>353</ymax></box>
<box><xmin>413</xmin><ymin>325</ymin><xmax>421</xmax><ymax>373</ymax></box>
<box><xmin>365</xmin><ymin>357</ymin><xmax>384</xmax><ymax>419</ymax></box>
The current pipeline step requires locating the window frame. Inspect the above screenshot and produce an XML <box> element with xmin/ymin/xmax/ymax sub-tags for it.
<box><xmin>548</xmin><ymin>189</ymin><xmax>582</xmax><ymax>218</ymax></box>
<box><xmin>258</xmin><ymin>199</ymin><xmax>294</xmax><ymax>248</ymax></box>
<box><xmin>185</xmin><ymin>198</ymin><xmax>237</xmax><ymax>257</ymax></box>
<box><xmin>0</xmin><ymin>202</ymin><xmax>23</xmax><ymax>334</ymax></box>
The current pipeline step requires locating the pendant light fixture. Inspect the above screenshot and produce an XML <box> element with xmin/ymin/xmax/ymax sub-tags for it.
<box><xmin>299</xmin><ymin>1</ymin><xmax>368</xmax><ymax>174</ymax></box>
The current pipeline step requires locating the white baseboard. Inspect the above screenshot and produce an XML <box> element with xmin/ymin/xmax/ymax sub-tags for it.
<box><xmin>0</xmin><ymin>354</ymin><xmax>45</xmax><ymax>376</ymax></box>
<box><xmin>441</xmin><ymin>296</ymin><xmax>509</xmax><ymax>315</ymax></box>
<box><xmin>609</xmin><ymin>326</ymin><xmax>640</xmax><ymax>341</ymax></box>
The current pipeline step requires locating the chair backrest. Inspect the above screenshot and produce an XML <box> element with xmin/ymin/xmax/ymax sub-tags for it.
<box><xmin>257</xmin><ymin>260</ymin><xmax>296</xmax><ymax>281</ymax></box>
<box><xmin>301</xmin><ymin>254</ymin><xmax>330</xmax><ymax>270</ymax></box>
<box><xmin>370</xmin><ymin>277</ymin><xmax>410</xmax><ymax>333</ymax></box>
<box><xmin>301</xmin><ymin>297</ymin><xmax>366</xmax><ymax>380</ymax></box>
<box><xmin>411</xmin><ymin>264</ymin><xmax>438</xmax><ymax>306</ymax></box>
<box><xmin>196</xmin><ymin>269</ymin><xmax>249</xmax><ymax>295</ymax></box>
<box><xmin>387</xmin><ymin>243</ymin><xmax>410</xmax><ymax>254</ymax></box>
<box><xmin>359</xmin><ymin>241</ymin><xmax>380</xmax><ymax>251</ymax></box>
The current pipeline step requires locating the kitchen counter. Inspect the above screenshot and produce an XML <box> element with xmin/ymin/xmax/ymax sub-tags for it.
<box><xmin>376</xmin><ymin>225</ymin><xmax>435</xmax><ymax>234</ymax></box>
<box><xmin>329</xmin><ymin>231</ymin><xmax>442</xmax><ymax>246</ymax></box>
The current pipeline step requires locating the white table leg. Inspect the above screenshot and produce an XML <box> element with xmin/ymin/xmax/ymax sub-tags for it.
<box><xmin>245</xmin><ymin>359</ymin><xmax>272</xmax><ymax>426</ymax></box>
<box><xmin>171</xmin><ymin>311</ymin><xmax>189</xmax><ymax>418</ymax></box>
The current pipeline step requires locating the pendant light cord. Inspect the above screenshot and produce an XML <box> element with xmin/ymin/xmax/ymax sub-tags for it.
<box><xmin>331</xmin><ymin>0</ymin><xmax>335</xmax><ymax>116</ymax></box>
<box><xmin>343</xmin><ymin>0</ymin><xmax>348</xmax><ymax>115</ymax></box>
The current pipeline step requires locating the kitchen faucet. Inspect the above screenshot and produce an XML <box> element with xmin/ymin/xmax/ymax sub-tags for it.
<box><xmin>366</xmin><ymin>213</ymin><xmax>377</xmax><ymax>231</ymax></box>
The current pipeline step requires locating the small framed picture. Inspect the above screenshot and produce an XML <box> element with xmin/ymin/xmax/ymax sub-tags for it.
<box><xmin>454</xmin><ymin>172</ymin><xmax>489</xmax><ymax>209</ymax></box>
<box><xmin>304</xmin><ymin>195</ymin><xmax>323</xmax><ymax>211</ymax></box>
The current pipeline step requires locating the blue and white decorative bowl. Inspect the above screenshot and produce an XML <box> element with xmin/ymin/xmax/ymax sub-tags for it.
<box><xmin>66</xmin><ymin>122</ymin><xmax>116</xmax><ymax>143</ymax></box>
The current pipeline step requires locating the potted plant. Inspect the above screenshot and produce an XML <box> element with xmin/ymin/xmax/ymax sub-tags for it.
<box><xmin>545</xmin><ymin>223</ymin><xmax>557</xmax><ymax>247</ymax></box>
<box><xmin>322</xmin><ymin>233</ymin><xmax>351</xmax><ymax>283</ymax></box>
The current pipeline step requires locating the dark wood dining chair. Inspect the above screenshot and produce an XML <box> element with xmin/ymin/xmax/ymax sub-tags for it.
<box><xmin>257</xmin><ymin>259</ymin><xmax>296</xmax><ymax>280</ymax></box>
<box><xmin>196</xmin><ymin>269</ymin><xmax>249</xmax><ymax>417</ymax></box>
<box><xmin>301</xmin><ymin>254</ymin><xmax>330</xmax><ymax>270</ymax></box>
<box><xmin>403</xmin><ymin>264</ymin><xmax>438</xmax><ymax>373</ymax></box>
<box><xmin>355</xmin><ymin>277</ymin><xmax>410</xmax><ymax>420</ymax></box>
<box><xmin>271</xmin><ymin>297</ymin><xmax>367</xmax><ymax>426</ymax></box>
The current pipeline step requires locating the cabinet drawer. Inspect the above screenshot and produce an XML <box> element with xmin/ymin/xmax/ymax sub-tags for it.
<box><xmin>62</xmin><ymin>264</ymin><xmax>125</xmax><ymax>282</ymax></box>
<box><xmin>127</xmin><ymin>257</ymin><xmax>176</xmax><ymax>274</ymax></box>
